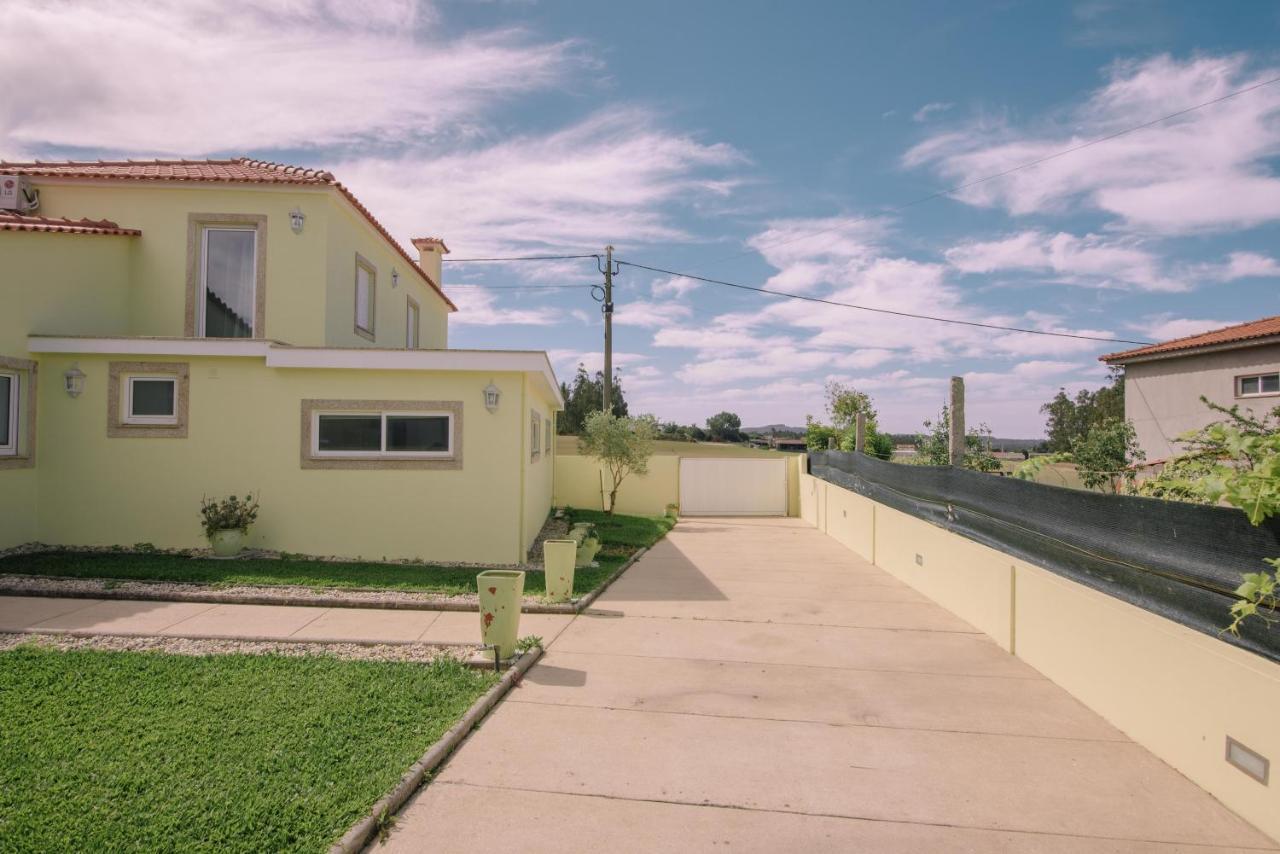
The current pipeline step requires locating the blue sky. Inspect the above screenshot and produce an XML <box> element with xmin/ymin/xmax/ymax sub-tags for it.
<box><xmin>6</xmin><ymin>0</ymin><xmax>1280</xmax><ymax>435</ymax></box>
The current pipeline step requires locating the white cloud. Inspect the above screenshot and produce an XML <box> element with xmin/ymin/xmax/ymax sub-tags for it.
<box><xmin>1191</xmin><ymin>251</ymin><xmax>1280</xmax><ymax>282</ymax></box>
<box><xmin>912</xmin><ymin>101</ymin><xmax>954</xmax><ymax>122</ymax></box>
<box><xmin>445</xmin><ymin>287</ymin><xmax>560</xmax><ymax>326</ymax></box>
<box><xmin>1</xmin><ymin>0</ymin><xmax>583</xmax><ymax>155</ymax></box>
<box><xmin>945</xmin><ymin>230</ymin><xmax>1183</xmax><ymax>291</ymax></box>
<box><xmin>904</xmin><ymin>54</ymin><xmax>1280</xmax><ymax>233</ymax></box>
<box><xmin>650</xmin><ymin>276</ymin><xmax>702</xmax><ymax>298</ymax></box>
<box><xmin>1132</xmin><ymin>314</ymin><xmax>1237</xmax><ymax>342</ymax></box>
<box><xmin>612</xmin><ymin>299</ymin><xmax>692</xmax><ymax>328</ymax></box>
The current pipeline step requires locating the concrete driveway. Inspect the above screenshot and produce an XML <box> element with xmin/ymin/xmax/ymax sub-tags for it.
<box><xmin>382</xmin><ymin>518</ymin><xmax>1276</xmax><ymax>853</ymax></box>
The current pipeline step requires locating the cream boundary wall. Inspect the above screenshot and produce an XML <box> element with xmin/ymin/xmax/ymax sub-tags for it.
<box><xmin>555</xmin><ymin>452</ymin><xmax>803</xmax><ymax>517</ymax></box>
<box><xmin>26</xmin><ymin>353</ymin><xmax>533</xmax><ymax>564</ymax></box>
<box><xmin>800</xmin><ymin>472</ymin><xmax>1280</xmax><ymax>842</ymax></box>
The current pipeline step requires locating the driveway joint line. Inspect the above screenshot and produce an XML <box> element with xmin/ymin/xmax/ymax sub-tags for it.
<box><xmin>598</xmin><ymin>612</ymin><xmax>983</xmax><ymax>634</ymax></box>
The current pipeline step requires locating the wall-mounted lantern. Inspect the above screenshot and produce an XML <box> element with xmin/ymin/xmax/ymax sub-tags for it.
<box><xmin>483</xmin><ymin>382</ymin><xmax>501</xmax><ymax>413</ymax></box>
<box><xmin>392</xmin><ymin>269</ymin><xmax>399</xmax><ymax>289</ymax></box>
<box><xmin>64</xmin><ymin>364</ymin><xmax>86</xmax><ymax>398</ymax></box>
<box><xmin>289</xmin><ymin>207</ymin><xmax>306</xmax><ymax>234</ymax></box>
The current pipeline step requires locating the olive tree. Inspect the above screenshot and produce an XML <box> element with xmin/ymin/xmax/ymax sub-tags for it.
<box><xmin>579</xmin><ymin>412</ymin><xmax>657</xmax><ymax>516</ymax></box>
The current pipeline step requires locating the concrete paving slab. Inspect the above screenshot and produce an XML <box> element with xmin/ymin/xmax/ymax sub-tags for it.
<box><xmin>554</xmin><ymin>612</ymin><xmax>1034</xmax><ymax>678</ymax></box>
<box><xmin>156</xmin><ymin>603</ymin><xmax>329</xmax><ymax>638</ymax></box>
<box><xmin>0</xmin><ymin>595</ymin><xmax>104</xmax><ymax>630</ymax></box>
<box><xmin>436</xmin><ymin>701</ymin><xmax>1273</xmax><ymax>848</ymax></box>
<box><xmin>31</xmin><ymin>600</ymin><xmax>219</xmax><ymax>634</ymax></box>
<box><xmin>383</xmin><ymin>783</ymin><xmax>1262</xmax><ymax>854</ymax></box>
<box><xmin>417</xmin><ymin>611</ymin><xmax>574</xmax><ymax>646</ymax></box>
<box><xmin>598</xmin><ymin>588</ymin><xmax>977</xmax><ymax>631</ymax></box>
<box><xmin>513</xmin><ymin>651</ymin><xmax>1122</xmax><ymax>740</ymax></box>
<box><xmin>287</xmin><ymin>607</ymin><xmax>439</xmax><ymax>642</ymax></box>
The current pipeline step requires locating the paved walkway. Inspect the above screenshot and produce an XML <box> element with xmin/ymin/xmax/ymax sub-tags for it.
<box><xmin>383</xmin><ymin>517</ymin><xmax>1276</xmax><ymax>853</ymax></box>
<box><xmin>0</xmin><ymin>595</ymin><xmax>574</xmax><ymax>646</ymax></box>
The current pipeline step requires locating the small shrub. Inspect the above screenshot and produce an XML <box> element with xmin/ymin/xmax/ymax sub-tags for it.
<box><xmin>199</xmin><ymin>494</ymin><xmax>260</xmax><ymax>540</ymax></box>
<box><xmin>515</xmin><ymin>635</ymin><xmax>544</xmax><ymax>654</ymax></box>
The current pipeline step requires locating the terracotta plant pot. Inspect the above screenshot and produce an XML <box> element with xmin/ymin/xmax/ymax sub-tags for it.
<box><xmin>542</xmin><ymin>539</ymin><xmax>577</xmax><ymax>603</ymax></box>
<box><xmin>477</xmin><ymin>570</ymin><xmax>525</xmax><ymax>659</ymax></box>
<box><xmin>208</xmin><ymin>529</ymin><xmax>245</xmax><ymax>558</ymax></box>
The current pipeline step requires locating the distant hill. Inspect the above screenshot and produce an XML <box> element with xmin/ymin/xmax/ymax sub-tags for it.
<box><xmin>743</xmin><ymin>424</ymin><xmax>807</xmax><ymax>435</ymax></box>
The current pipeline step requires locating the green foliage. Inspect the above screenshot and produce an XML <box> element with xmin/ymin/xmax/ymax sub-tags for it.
<box><xmin>704</xmin><ymin>411</ymin><xmax>745</xmax><ymax>443</ymax></box>
<box><xmin>578</xmin><ymin>412</ymin><xmax>657</xmax><ymax>515</ymax></box>
<box><xmin>0</xmin><ymin>646</ymin><xmax>496</xmax><ymax>852</ymax></box>
<box><xmin>1070</xmin><ymin>418</ymin><xmax>1144</xmax><ymax>493</ymax></box>
<box><xmin>198</xmin><ymin>493</ymin><xmax>259</xmax><ymax>539</ymax></box>
<box><xmin>913</xmin><ymin>403</ymin><xmax>1001</xmax><ymax>472</ymax></box>
<box><xmin>824</xmin><ymin>381</ymin><xmax>880</xmax><ymax>435</ymax></box>
<box><xmin>656</xmin><ymin>420</ymin><xmax>705</xmax><ymax>442</ymax></box>
<box><xmin>1040</xmin><ymin>370</ymin><xmax>1125</xmax><ymax>453</ymax></box>
<box><xmin>805</xmin><ymin>385</ymin><xmax>893</xmax><ymax>459</ymax></box>
<box><xmin>515</xmin><ymin>635</ymin><xmax>544</xmax><ymax>654</ymax></box>
<box><xmin>557</xmin><ymin>363</ymin><xmax>628</xmax><ymax>435</ymax></box>
<box><xmin>1012</xmin><ymin>452</ymin><xmax>1072</xmax><ymax>482</ymax></box>
<box><xmin>805</xmin><ymin>416</ymin><xmax>841</xmax><ymax>451</ymax></box>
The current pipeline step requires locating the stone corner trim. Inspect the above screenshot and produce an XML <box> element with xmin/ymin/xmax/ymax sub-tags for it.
<box><xmin>299</xmin><ymin>398</ymin><xmax>463</xmax><ymax>470</ymax></box>
<box><xmin>107</xmin><ymin>361</ymin><xmax>190</xmax><ymax>439</ymax></box>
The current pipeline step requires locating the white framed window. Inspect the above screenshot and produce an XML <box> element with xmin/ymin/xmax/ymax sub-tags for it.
<box><xmin>200</xmin><ymin>226</ymin><xmax>257</xmax><ymax>338</ymax></box>
<box><xmin>313</xmin><ymin>411</ymin><xmax>452</xmax><ymax>458</ymax></box>
<box><xmin>123</xmin><ymin>376</ymin><xmax>179</xmax><ymax>425</ymax></box>
<box><xmin>530</xmin><ymin>411</ymin><xmax>541</xmax><ymax>461</ymax></box>
<box><xmin>545</xmin><ymin>417</ymin><xmax>552</xmax><ymax>453</ymax></box>
<box><xmin>0</xmin><ymin>371</ymin><xmax>17</xmax><ymax>456</ymax></box>
<box><xmin>355</xmin><ymin>255</ymin><xmax>376</xmax><ymax>340</ymax></box>
<box><xmin>1238</xmin><ymin>372</ymin><xmax>1280</xmax><ymax>397</ymax></box>
<box><xmin>406</xmin><ymin>297</ymin><xmax>420</xmax><ymax>349</ymax></box>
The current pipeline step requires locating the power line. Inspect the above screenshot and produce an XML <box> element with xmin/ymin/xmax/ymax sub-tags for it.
<box><xmin>718</xmin><ymin>73</ymin><xmax>1280</xmax><ymax>262</ymax></box>
<box><xmin>615</xmin><ymin>260</ymin><xmax>1153</xmax><ymax>345</ymax></box>
<box><xmin>443</xmin><ymin>254</ymin><xmax>601</xmax><ymax>263</ymax></box>
<box><xmin>443</xmin><ymin>283</ymin><xmax>593</xmax><ymax>290</ymax></box>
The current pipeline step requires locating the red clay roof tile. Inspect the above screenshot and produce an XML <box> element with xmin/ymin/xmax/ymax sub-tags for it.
<box><xmin>1100</xmin><ymin>315</ymin><xmax>1280</xmax><ymax>363</ymax></box>
<box><xmin>0</xmin><ymin>212</ymin><xmax>141</xmax><ymax>236</ymax></box>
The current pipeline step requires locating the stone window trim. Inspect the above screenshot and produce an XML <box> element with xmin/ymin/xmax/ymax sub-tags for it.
<box><xmin>300</xmin><ymin>399</ymin><xmax>462</xmax><ymax>470</ymax></box>
<box><xmin>354</xmin><ymin>253</ymin><xmax>377</xmax><ymax>342</ymax></box>
<box><xmin>405</xmin><ymin>294</ymin><xmax>421</xmax><ymax>349</ymax></box>
<box><xmin>185</xmin><ymin>213</ymin><xmax>268</xmax><ymax>339</ymax></box>
<box><xmin>0</xmin><ymin>355</ymin><xmax>37</xmax><ymax>470</ymax></box>
<box><xmin>107</xmin><ymin>362</ymin><xmax>190</xmax><ymax>439</ymax></box>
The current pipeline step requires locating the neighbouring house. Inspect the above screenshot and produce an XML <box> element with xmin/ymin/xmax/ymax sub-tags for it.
<box><xmin>0</xmin><ymin>159</ymin><xmax>562</xmax><ymax>564</ymax></box>
<box><xmin>1101</xmin><ymin>315</ymin><xmax>1280</xmax><ymax>461</ymax></box>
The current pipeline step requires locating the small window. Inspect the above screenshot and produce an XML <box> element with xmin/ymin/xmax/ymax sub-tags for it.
<box><xmin>1238</xmin><ymin>373</ymin><xmax>1280</xmax><ymax>397</ymax></box>
<box><xmin>315</xmin><ymin>411</ymin><xmax>452</xmax><ymax>458</ymax></box>
<box><xmin>406</xmin><ymin>297</ymin><xmax>420</xmax><ymax>349</ymax></box>
<box><xmin>124</xmin><ymin>377</ymin><xmax>178</xmax><ymax>425</ymax></box>
<box><xmin>355</xmin><ymin>255</ymin><xmax>376</xmax><ymax>340</ymax></box>
<box><xmin>0</xmin><ymin>372</ymin><xmax>16</xmax><ymax>456</ymax></box>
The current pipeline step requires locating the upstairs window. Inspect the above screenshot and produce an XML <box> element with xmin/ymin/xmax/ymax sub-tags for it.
<box><xmin>201</xmin><ymin>227</ymin><xmax>257</xmax><ymax>338</ymax></box>
<box><xmin>355</xmin><ymin>255</ymin><xmax>376</xmax><ymax>341</ymax></box>
<box><xmin>1238</xmin><ymin>372</ymin><xmax>1280</xmax><ymax>397</ymax></box>
<box><xmin>406</xmin><ymin>297</ymin><xmax>420</xmax><ymax>349</ymax></box>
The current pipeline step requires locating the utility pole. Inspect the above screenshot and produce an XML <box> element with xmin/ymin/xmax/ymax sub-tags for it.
<box><xmin>602</xmin><ymin>245</ymin><xmax>615</xmax><ymax>413</ymax></box>
<box><xmin>949</xmin><ymin>376</ymin><xmax>965</xmax><ymax>467</ymax></box>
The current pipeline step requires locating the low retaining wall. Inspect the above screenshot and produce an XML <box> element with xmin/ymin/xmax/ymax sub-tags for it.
<box><xmin>801</xmin><ymin>471</ymin><xmax>1280</xmax><ymax>843</ymax></box>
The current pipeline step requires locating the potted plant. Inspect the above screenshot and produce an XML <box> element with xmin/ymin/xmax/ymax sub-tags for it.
<box><xmin>200</xmin><ymin>493</ymin><xmax>259</xmax><ymax>558</ymax></box>
<box><xmin>574</xmin><ymin>523</ymin><xmax>601</xmax><ymax>568</ymax></box>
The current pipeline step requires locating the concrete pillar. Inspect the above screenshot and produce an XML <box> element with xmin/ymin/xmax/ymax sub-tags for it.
<box><xmin>949</xmin><ymin>376</ymin><xmax>965</xmax><ymax>467</ymax></box>
<box><xmin>855</xmin><ymin>411</ymin><xmax>866</xmax><ymax>454</ymax></box>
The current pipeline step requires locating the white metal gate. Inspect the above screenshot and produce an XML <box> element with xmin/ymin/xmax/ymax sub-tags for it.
<box><xmin>678</xmin><ymin>458</ymin><xmax>788</xmax><ymax>516</ymax></box>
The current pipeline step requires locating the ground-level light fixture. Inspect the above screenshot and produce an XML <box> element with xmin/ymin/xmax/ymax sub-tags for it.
<box><xmin>289</xmin><ymin>207</ymin><xmax>306</xmax><ymax>234</ymax></box>
<box><xmin>483</xmin><ymin>381</ymin><xmax>501</xmax><ymax>413</ymax></box>
<box><xmin>64</xmin><ymin>364</ymin><xmax>86</xmax><ymax>398</ymax></box>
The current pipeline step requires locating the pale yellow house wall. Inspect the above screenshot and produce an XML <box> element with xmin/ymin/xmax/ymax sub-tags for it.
<box><xmin>32</xmin><ymin>354</ymin><xmax>532</xmax><ymax>564</ymax></box>
<box><xmin>1123</xmin><ymin>344</ymin><xmax>1280</xmax><ymax>460</ymax></box>
<box><xmin>1</xmin><ymin>231</ymin><xmax>136</xmax><ymax>549</ymax></box>
<box><xmin>798</xmin><ymin>472</ymin><xmax>1280</xmax><ymax>842</ymax></box>
<box><xmin>554</xmin><ymin>454</ymin><xmax>680</xmax><ymax>516</ymax></box>
<box><xmin>321</xmin><ymin>195</ymin><xmax>450</xmax><ymax>349</ymax></box>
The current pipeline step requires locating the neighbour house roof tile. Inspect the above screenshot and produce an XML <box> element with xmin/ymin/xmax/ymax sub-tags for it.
<box><xmin>0</xmin><ymin>212</ymin><xmax>141</xmax><ymax>236</ymax></box>
<box><xmin>411</xmin><ymin>236</ymin><xmax>451</xmax><ymax>253</ymax></box>
<box><xmin>1100</xmin><ymin>315</ymin><xmax>1280</xmax><ymax>363</ymax></box>
<box><xmin>0</xmin><ymin>158</ymin><xmax>456</xmax><ymax>311</ymax></box>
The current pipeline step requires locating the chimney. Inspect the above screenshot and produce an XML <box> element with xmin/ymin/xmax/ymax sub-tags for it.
<box><xmin>411</xmin><ymin>237</ymin><xmax>449</xmax><ymax>288</ymax></box>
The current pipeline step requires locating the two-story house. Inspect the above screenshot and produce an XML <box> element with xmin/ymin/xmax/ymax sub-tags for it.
<box><xmin>1101</xmin><ymin>315</ymin><xmax>1280</xmax><ymax>461</ymax></box>
<box><xmin>0</xmin><ymin>159</ymin><xmax>560</xmax><ymax>564</ymax></box>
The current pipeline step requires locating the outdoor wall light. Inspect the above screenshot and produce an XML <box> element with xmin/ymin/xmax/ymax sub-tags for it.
<box><xmin>64</xmin><ymin>364</ymin><xmax>86</xmax><ymax>398</ymax></box>
<box><xmin>392</xmin><ymin>269</ymin><xmax>399</xmax><ymax>289</ymax></box>
<box><xmin>483</xmin><ymin>381</ymin><xmax>501</xmax><ymax>413</ymax></box>
<box><xmin>289</xmin><ymin>207</ymin><xmax>306</xmax><ymax>234</ymax></box>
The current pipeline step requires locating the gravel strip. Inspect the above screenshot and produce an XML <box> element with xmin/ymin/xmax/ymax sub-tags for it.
<box><xmin>0</xmin><ymin>632</ymin><xmax>480</xmax><ymax>663</ymax></box>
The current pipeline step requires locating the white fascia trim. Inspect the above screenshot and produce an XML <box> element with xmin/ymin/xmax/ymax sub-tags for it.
<box><xmin>267</xmin><ymin>347</ymin><xmax>565</xmax><ymax>409</ymax></box>
<box><xmin>27</xmin><ymin>336</ymin><xmax>274</xmax><ymax>358</ymax></box>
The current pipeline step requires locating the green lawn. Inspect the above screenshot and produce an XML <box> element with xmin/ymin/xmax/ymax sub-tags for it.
<box><xmin>0</xmin><ymin>646</ymin><xmax>497</xmax><ymax>853</ymax></box>
<box><xmin>0</xmin><ymin>510</ymin><xmax>673</xmax><ymax>598</ymax></box>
